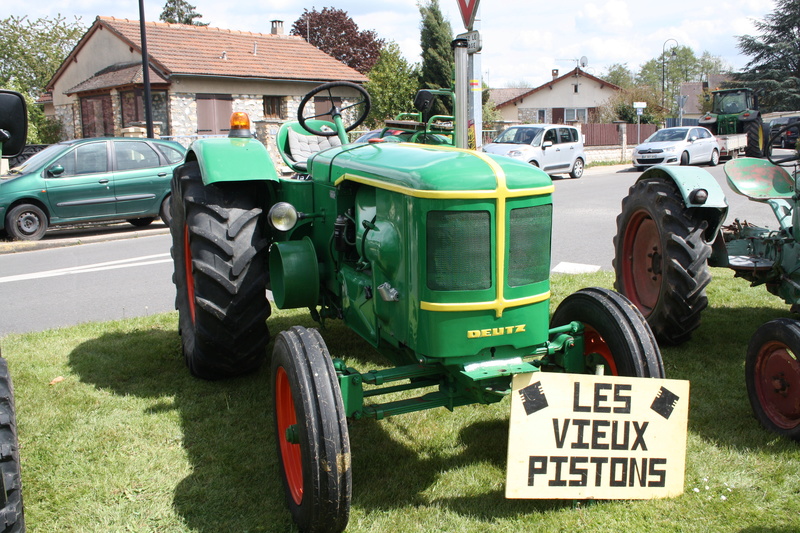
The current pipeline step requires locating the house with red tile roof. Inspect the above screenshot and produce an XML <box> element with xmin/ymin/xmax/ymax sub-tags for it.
<box><xmin>490</xmin><ymin>67</ymin><xmax>621</xmax><ymax>127</ymax></box>
<box><xmin>46</xmin><ymin>16</ymin><xmax>367</xmax><ymax>159</ymax></box>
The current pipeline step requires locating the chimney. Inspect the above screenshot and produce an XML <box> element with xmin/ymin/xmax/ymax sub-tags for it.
<box><xmin>551</xmin><ymin>69</ymin><xmax>559</xmax><ymax>79</ymax></box>
<box><xmin>271</xmin><ymin>20</ymin><xmax>284</xmax><ymax>35</ymax></box>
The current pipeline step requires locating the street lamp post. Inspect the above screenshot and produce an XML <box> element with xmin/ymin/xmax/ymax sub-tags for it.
<box><xmin>661</xmin><ymin>38</ymin><xmax>678</xmax><ymax>109</ymax></box>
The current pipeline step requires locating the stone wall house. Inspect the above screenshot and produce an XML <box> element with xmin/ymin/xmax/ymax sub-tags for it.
<box><xmin>46</xmin><ymin>17</ymin><xmax>367</xmax><ymax>169</ymax></box>
<box><xmin>490</xmin><ymin>68</ymin><xmax>621</xmax><ymax>129</ymax></box>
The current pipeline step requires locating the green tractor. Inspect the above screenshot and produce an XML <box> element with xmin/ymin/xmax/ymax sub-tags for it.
<box><xmin>171</xmin><ymin>81</ymin><xmax>664</xmax><ymax>532</ymax></box>
<box><xmin>0</xmin><ymin>89</ymin><xmax>29</xmax><ymax>532</ymax></box>
<box><xmin>613</xmin><ymin>122</ymin><xmax>800</xmax><ymax>442</ymax></box>
<box><xmin>698</xmin><ymin>87</ymin><xmax>769</xmax><ymax>158</ymax></box>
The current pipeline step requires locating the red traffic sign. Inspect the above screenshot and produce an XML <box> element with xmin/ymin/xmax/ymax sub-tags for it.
<box><xmin>456</xmin><ymin>0</ymin><xmax>480</xmax><ymax>31</ymax></box>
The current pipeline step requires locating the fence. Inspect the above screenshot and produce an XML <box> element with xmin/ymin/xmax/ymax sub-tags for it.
<box><xmin>578</xmin><ymin>123</ymin><xmax>657</xmax><ymax>146</ymax></box>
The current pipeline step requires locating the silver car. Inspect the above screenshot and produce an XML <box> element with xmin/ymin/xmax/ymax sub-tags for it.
<box><xmin>482</xmin><ymin>124</ymin><xmax>586</xmax><ymax>178</ymax></box>
<box><xmin>632</xmin><ymin>126</ymin><xmax>720</xmax><ymax>170</ymax></box>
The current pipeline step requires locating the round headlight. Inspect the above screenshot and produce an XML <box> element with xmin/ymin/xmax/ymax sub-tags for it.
<box><xmin>268</xmin><ymin>202</ymin><xmax>299</xmax><ymax>231</ymax></box>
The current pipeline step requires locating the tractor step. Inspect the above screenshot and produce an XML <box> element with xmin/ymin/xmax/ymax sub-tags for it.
<box><xmin>728</xmin><ymin>255</ymin><xmax>774</xmax><ymax>271</ymax></box>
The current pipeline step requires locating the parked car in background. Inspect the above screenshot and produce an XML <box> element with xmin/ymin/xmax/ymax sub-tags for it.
<box><xmin>0</xmin><ymin>137</ymin><xmax>186</xmax><ymax>241</ymax></box>
<box><xmin>631</xmin><ymin>126</ymin><xmax>720</xmax><ymax>170</ymax></box>
<box><xmin>482</xmin><ymin>124</ymin><xmax>586</xmax><ymax>178</ymax></box>
<box><xmin>768</xmin><ymin>116</ymin><xmax>800</xmax><ymax>148</ymax></box>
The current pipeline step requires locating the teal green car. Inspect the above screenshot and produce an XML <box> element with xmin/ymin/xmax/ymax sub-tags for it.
<box><xmin>1</xmin><ymin>137</ymin><xmax>186</xmax><ymax>240</ymax></box>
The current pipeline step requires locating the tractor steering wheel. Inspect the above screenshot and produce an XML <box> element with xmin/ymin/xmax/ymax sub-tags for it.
<box><xmin>297</xmin><ymin>81</ymin><xmax>371</xmax><ymax>137</ymax></box>
<box><xmin>766</xmin><ymin>122</ymin><xmax>800</xmax><ymax>167</ymax></box>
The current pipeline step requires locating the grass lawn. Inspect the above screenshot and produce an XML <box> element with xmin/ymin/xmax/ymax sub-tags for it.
<box><xmin>2</xmin><ymin>269</ymin><xmax>799</xmax><ymax>532</ymax></box>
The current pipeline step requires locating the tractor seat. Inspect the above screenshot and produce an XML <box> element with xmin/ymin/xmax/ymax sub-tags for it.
<box><xmin>724</xmin><ymin>157</ymin><xmax>795</xmax><ymax>201</ymax></box>
<box><xmin>277</xmin><ymin>121</ymin><xmax>342</xmax><ymax>173</ymax></box>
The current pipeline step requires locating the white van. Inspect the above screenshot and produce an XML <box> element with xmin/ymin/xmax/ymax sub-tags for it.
<box><xmin>483</xmin><ymin>124</ymin><xmax>586</xmax><ymax>178</ymax></box>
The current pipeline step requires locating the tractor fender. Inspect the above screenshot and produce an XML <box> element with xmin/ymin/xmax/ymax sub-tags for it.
<box><xmin>638</xmin><ymin>165</ymin><xmax>729</xmax><ymax>239</ymax></box>
<box><xmin>186</xmin><ymin>137</ymin><xmax>278</xmax><ymax>185</ymax></box>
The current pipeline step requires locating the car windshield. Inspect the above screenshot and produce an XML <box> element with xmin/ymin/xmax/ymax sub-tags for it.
<box><xmin>646</xmin><ymin>129</ymin><xmax>689</xmax><ymax>143</ymax></box>
<box><xmin>493</xmin><ymin>127</ymin><xmax>543</xmax><ymax>145</ymax></box>
<box><xmin>3</xmin><ymin>143</ymin><xmax>68</xmax><ymax>177</ymax></box>
<box><xmin>712</xmin><ymin>92</ymin><xmax>747</xmax><ymax>115</ymax></box>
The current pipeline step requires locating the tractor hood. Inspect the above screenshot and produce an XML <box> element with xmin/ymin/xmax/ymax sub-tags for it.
<box><xmin>309</xmin><ymin>142</ymin><xmax>552</xmax><ymax>193</ymax></box>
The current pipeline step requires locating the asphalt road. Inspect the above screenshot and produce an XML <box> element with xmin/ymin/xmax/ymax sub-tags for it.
<box><xmin>0</xmin><ymin>161</ymin><xmax>782</xmax><ymax>336</ymax></box>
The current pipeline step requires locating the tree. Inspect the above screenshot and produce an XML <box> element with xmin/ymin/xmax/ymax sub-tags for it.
<box><xmin>418</xmin><ymin>0</ymin><xmax>454</xmax><ymax>116</ymax></box>
<box><xmin>736</xmin><ymin>0</ymin><xmax>800</xmax><ymax>111</ymax></box>
<box><xmin>601</xmin><ymin>63</ymin><xmax>635</xmax><ymax>89</ymax></box>
<box><xmin>159</xmin><ymin>0</ymin><xmax>208</xmax><ymax>26</ymax></box>
<box><xmin>290</xmin><ymin>8</ymin><xmax>384</xmax><ymax>74</ymax></box>
<box><xmin>0</xmin><ymin>14</ymin><xmax>85</xmax><ymax>99</ymax></box>
<box><xmin>364</xmin><ymin>42</ymin><xmax>420</xmax><ymax>128</ymax></box>
<box><xmin>596</xmin><ymin>86</ymin><xmax>663</xmax><ymax>125</ymax></box>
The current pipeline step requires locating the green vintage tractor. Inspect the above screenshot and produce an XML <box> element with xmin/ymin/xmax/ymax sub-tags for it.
<box><xmin>698</xmin><ymin>87</ymin><xmax>769</xmax><ymax>158</ymax></box>
<box><xmin>171</xmin><ymin>81</ymin><xmax>664</xmax><ymax>532</ymax></box>
<box><xmin>0</xmin><ymin>89</ymin><xmax>29</xmax><ymax>532</ymax></box>
<box><xmin>613</xmin><ymin>122</ymin><xmax>800</xmax><ymax>442</ymax></box>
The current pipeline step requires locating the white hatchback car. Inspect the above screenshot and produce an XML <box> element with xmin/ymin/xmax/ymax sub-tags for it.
<box><xmin>483</xmin><ymin>124</ymin><xmax>586</xmax><ymax>178</ymax></box>
<box><xmin>632</xmin><ymin>126</ymin><xmax>720</xmax><ymax>170</ymax></box>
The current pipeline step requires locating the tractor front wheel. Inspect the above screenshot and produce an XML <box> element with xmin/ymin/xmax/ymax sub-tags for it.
<box><xmin>746</xmin><ymin>319</ymin><xmax>800</xmax><ymax>441</ymax></box>
<box><xmin>171</xmin><ymin>161</ymin><xmax>271</xmax><ymax>379</ymax></box>
<box><xmin>272</xmin><ymin>326</ymin><xmax>351</xmax><ymax>533</ymax></box>
<box><xmin>613</xmin><ymin>176</ymin><xmax>712</xmax><ymax>345</ymax></box>
<box><xmin>551</xmin><ymin>287</ymin><xmax>664</xmax><ymax>378</ymax></box>
<box><xmin>0</xmin><ymin>350</ymin><xmax>24</xmax><ymax>533</ymax></box>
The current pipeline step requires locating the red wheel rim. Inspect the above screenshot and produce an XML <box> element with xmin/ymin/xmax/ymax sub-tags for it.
<box><xmin>621</xmin><ymin>210</ymin><xmax>661</xmax><ymax>315</ymax></box>
<box><xmin>275</xmin><ymin>367</ymin><xmax>303</xmax><ymax>504</ymax></box>
<box><xmin>585</xmin><ymin>326</ymin><xmax>619</xmax><ymax>376</ymax></box>
<box><xmin>183</xmin><ymin>225</ymin><xmax>196</xmax><ymax>323</ymax></box>
<box><xmin>754</xmin><ymin>341</ymin><xmax>800</xmax><ymax>429</ymax></box>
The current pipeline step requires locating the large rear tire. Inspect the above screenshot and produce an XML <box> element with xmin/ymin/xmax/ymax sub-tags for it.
<box><xmin>0</xmin><ymin>349</ymin><xmax>24</xmax><ymax>532</ymax></box>
<box><xmin>551</xmin><ymin>287</ymin><xmax>664</xmax><ymax>378</ymax></box>
<box><xmin>745</xmin><ymin>117</ymin><xmax>765</xmax><ymax>158</ymax></box>
<box><xmin>746</xmin><ymin>319</ymin><xmax>800</xmax><ymax>441</ymax></box>
<box><xmin>613</xmin><ymin>177</ymin><xmax>712</xmax><ymax>345</ymax></box>
<box><xmin>272</xmin><ymin>327</ymin><xmax>351</xmax><ymax>533</ymax></box>
<box><xmin>171</xmin><ymin>161</ymin><xmax>271</xmax><ymax>379</ymax></box>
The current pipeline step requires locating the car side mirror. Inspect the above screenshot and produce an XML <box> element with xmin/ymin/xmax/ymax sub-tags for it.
<box><xmin>0</xmin><ymin>90</ymin><xmax>28</xmax><ymax>158</ymax></box>
<box><xmin>542</xmin><ymin>141</ymin><xmax>553</xmax><ymax>149</ymax></box>
<box><xmin>48</xmin><ymin>164</ymin><xmax>65</xmax><ymax>177</ymax></box>
<box><xmin>689</xmin><ymin>136</ymin><xmax>698</xmax><ymax>142</ymax></box>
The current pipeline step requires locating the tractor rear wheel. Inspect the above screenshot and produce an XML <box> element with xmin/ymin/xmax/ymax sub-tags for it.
<box><xmin>171</xmin><ymin>161</ymin><xmax>271</xmax><ymax>379</ymax></box>
<box><xmin>745</xmin><ymin>118</ymin><xmax>765</xmax><ymax>158</ymax></box>
<box><xmin>613</xmin><ymin>176</ymin><xmax>712</xmax><ymax>345</ymax></box>
<box><xmin>272</xmin><ymin>327</ymin><xmax>351</xmax><ymax>533</ymax></box>
<box><xmin>746</xmin><ymin>319</ymin><xmax>800</xmax><ymax>441</ymax></box>
<box><xmin>551</xmin><ymin>287</ymin><xmax>664</xmax><ymax>378</ymax></box>
<box><xmin>0</xmin><ymin>350</ymin><xmax>24</xmax><ymax>533</ymax></box>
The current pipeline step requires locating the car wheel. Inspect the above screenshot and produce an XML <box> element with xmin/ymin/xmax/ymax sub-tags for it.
<box><xmin>569</xmin><ymin>158</ymin><xmax>584</xmax><ymax>179</ymax></box>
<box><xmin>528</xmin><ymin>160</ymin><xmax>540</xmax><ymax>168</ymax></box>
<box><xmin>127</xmin><ymin>218</ymin><xmax>155</xmax><ymax>227</ymax></box>
<box><xmin>680</xmin><ymin>151</ymin><xmax>689</xmax><ymax>166</ymax></box>
<box><xmin>159</xmin><ymin>195</ymin><xmax>172</xmax><ymax>228</ymax></box>
<box><xmin>709</xmin><ymin>149</ymin><xmax>720</xmax><ymax>166</ymax></box>
<box><xmin>5</xmin><ymin>204</ymin><xmax>47</xmax><ymax>241</ymax></box>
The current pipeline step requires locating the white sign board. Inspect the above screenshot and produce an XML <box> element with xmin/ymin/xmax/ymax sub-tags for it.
<box><xmin>633</xmin><ymin>101</ymin><xmax>647</xmax><ymax>109</ymax></box>
<box><xmin>506</xmin><ymin>373</ymin><xmax>689</xmax><ymax>500</ymax></box>
<box><xmin>456</xmin><ymin>31</ymin><xmax>482</xmax><ymax>53</ymax></box>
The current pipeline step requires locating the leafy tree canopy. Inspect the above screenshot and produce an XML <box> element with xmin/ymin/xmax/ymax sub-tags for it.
<box><xmin>0</xmin><ymin>14</ymin><xmax>85</xmax><ymax>99</ymax></box>
<box><xmin>364</xmin><ymin>42</ymin><xmax>419</xmax><ymax>128</ymax></box>
<box><xmin>159</xmin><ymin>0</ymin><xmax>208</xmax><ymax>26</ymax></box>
<box><xmin>291</xmin><ymin>7</ymin><xmax>384</xmax><ymax>74</ymax></box>
<box><xmin>736</xmin><ymin>0</ymin><xmax>800</xmax><ymax>111</ymax></box>
<box><xmin>601</xmin><ymin>63</ymin><xmax>635</xmax><ymax>89</ymax></box>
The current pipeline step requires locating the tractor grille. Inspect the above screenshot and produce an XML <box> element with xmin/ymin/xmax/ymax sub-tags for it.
<box><xmin>509</xmin><ymin>205</ymin><xmax>552</xmax><ymax>286</ymax></box>
<box><xmin>427</xmin><ymin>210</ymin><xmax>492</xmax><ymax>291</ymax></box>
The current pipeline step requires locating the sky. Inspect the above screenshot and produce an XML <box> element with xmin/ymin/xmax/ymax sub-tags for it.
<box><xmin>7</xmin><ymin>0</ymin><xmax>777</xmax><ymax>88</ymax></box>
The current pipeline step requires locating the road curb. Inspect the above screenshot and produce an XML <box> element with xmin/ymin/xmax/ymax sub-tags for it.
<box><xmin>0</xmin><ymin>226</ymin><xmax>171</xmax><ymax>255</ymax></box>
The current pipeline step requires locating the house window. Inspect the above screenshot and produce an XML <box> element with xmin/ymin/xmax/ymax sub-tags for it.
<box><xmin>196</xmin><ymin>94</ymin><xmax>233</xmax><ymax>135</ymax></box>
<box><xmin>565</xmin><ymin>108</ymin><xmax>587</xmax><ymax>123</ymax></box>
<box><xmin>120</xmin><ymin>90</ymin><xmax>170</xmax><ymax>135</ymax></box>
<box><xmin>263</xmin><ymin>96</ymin><xmax>284</xmax><ymax>119</ymax></box>
<box><xmin>537</xmin><ymin>109</ymin><xmax>546</xmax><ymax>123</ymax></box>
<box><xmin>573</xmin><ymin>84</ymin><xmax>580</xmax><ymax>94</ymax></box>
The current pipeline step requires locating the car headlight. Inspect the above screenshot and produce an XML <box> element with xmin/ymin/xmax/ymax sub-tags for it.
<box><xmin>508</xmin><ymin>150</ymin><xmax>523</xmax><ymax>157</ymax></box>
<box><xmin>663</xmin><ymin>146</ymin><xmax>676</xmax><ymax>153</ymax></box>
